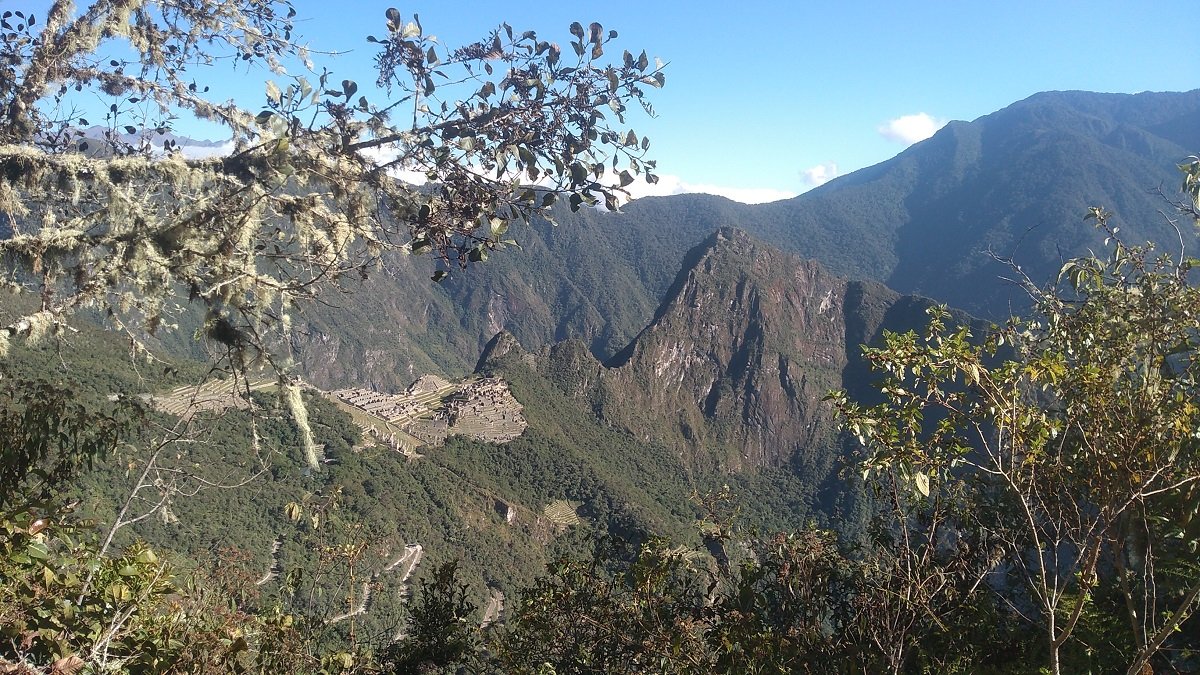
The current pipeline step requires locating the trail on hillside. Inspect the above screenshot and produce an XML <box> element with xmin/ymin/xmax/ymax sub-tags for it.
<box><xmin>326</xmin><ymin>543</ymin><xmax>425</xmax><ymax>626</ymax></box>
<box><xmin>254</xmin><ymin>538</ymin><xmax>282</xmax><ymax>586</ymax></box>
<box><xmin>480</xmin><ymin>588</ymin><xmax>505</xmax><ymax>629</ymax></box>
<box><xmin>327</xmin><ymin>580</ymin><xmax>373</xmax><ymax>625</ymax></box>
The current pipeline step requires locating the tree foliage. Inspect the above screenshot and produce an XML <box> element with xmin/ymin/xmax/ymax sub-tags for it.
<box><xmin>829</xmin><ymin>162</ymin><xmax>1200</xmax><ymax>674</ymax></box>
<box><xmin>0</xmin><ymin>373</ymin><xmax>141</xmax><ymax>510</ymax></box>
<box><xmin>0</xmin><ymin>2</ymin><xmax>664</xmax><ymax>468</ymax></box>
<box><xmin>483</xmin><ymin>503</ymin><xmax>1004</xmax><ymax>674</ymax></box>
<box><xmin>382</xmin><ymin>561</ymin><xmax>478</xmax><ymax>674</ymax></box>
<box><xmin>0</xmin><ymin>504</ymin><xmax>328</xmax><ymax>673</ymax></box>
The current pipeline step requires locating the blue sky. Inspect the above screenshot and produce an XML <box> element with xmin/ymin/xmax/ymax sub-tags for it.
<box><xmin>14</xmin><ymin>0</ymin><xmax>1200</xmax><ymax>202</ymax></box>
<box><xmin>282</xmin><ymin>0</ymin><xmax>1200</xmax><ymax>202</ymax></box>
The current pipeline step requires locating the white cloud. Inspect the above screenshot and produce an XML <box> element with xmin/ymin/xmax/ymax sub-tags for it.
<box><xmin>801</xmin><ymin>162</ymin><xmax>839</xmax><ymax>188</ymax></box>
<box><xmin>878</xmin><ymin>113</ymin><xmax>946</xmax><ymax>145</ymax></box>
<box><xmin>359</xmin><ymin>145</ymin><xmax>432</xmax><ymax>185</ymax></box>
<box><xmin>171</xmin><ymin>138</ymin><xmax>791</xmax><ymax>205</ymax></box>
<box><xmin>178</xmin><ymin>140</ymin><xmax>234</xmax><ymax>159</ymax></box>
<box><xmin>624</xmin><ymin>174</ymin><xmax>795</xmax><ymax>204</ymax></box>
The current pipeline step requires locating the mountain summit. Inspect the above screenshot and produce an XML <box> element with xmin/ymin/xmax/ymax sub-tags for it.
<box><xmin>291</xmin><ymin>89</ymin><xmax>1200</xmax><ymax>388</ymax></box>
<box><xmin>478</xmin><ymin>229</ymin><xmax>961</xmax><ymax>523</ymax></box>
<box><xmin>759</xmin><ymin>89</ymin><xmax>1200</xmax><ymax>314</ymax></box>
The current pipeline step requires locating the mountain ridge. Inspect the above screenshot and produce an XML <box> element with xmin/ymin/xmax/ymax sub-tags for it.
<box><xmin>284</xmin><ymin>89</ymin><xmax>1200</xmax><ymax>394</ymax></box>
<box><xmin>478</xmin><ymin>228</ymin><xmax>973</xmax><ymax>526</ymax></box>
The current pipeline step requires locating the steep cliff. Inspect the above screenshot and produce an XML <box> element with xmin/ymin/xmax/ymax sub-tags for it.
<box><xmin>482</xmin><ymin>229</ymin><xmax>964</xmax><ymax>509</ymax></box>
<box><xmin>282</xmin><ymin>90</ymin><xmax>1200</xmax><ymax>390</ymax></box>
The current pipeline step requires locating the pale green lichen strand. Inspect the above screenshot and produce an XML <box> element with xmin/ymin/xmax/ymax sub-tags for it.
<box><xmin>282</xmin><ymin>381</ymin><xmax>320</xmax><ymax>470</ymax></box>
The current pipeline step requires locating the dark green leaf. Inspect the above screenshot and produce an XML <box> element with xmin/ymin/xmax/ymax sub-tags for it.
<box><xmin>570</xmin><ymin>162</ymin><xmax>587</xmax><ymax>185</ymax></box>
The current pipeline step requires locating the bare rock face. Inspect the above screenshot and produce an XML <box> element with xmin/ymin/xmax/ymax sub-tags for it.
<box><xmin>601</xmin><ymin>228</ymin><xmax>853</xmax><ymax>472</ymax></box>
<box><xmin>492</xmin><ymin>228</ymin><xmax>953</xmax><ymax>483</ymax></box>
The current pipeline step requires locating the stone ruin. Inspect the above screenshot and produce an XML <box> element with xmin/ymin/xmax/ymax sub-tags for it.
<box><xmin>332</xmin><ymin>375</ymin><xmax>526</xmax><ymax>451</ymax></box>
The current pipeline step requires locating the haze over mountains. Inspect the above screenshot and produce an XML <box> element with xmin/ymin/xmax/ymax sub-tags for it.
<box><xmin>289</xmin><ymin>89</ymin><xmax>1200</xmax><ymax>391</ymax></box>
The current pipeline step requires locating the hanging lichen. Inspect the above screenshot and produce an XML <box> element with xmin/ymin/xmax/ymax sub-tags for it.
<box><xmin>282</xmin><ymin>381</ymin><xmax>320</xmax><ymax>469</ymax></box>
<box><xmin>1</xmin><ymin>1</ymin><xmax>664</xmax><ymax>472</ymax></box>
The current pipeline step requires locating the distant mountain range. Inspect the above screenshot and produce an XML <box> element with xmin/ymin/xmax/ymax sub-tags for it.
<box><xmin>270</xmin><ymin>81</ymin><xmax>1200</xmax><ymax>603</ymax></box>
<box><xmin>58</xmin><ymin>125</ymin><xmax>231</xmax><ymax>157</ymax></box>
<box><xmin>27</xmin><ymin>88</ymin><xmax>1200</xmax><ymax>618</ymax></box>
<box><xmin>288</xmin><ymin>88</ymin><xmax>1200</xmax><ymax>390</ymax></box>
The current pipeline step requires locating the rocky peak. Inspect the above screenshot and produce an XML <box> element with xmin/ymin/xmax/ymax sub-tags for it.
<box><xmin>476</xmin><ymin>330</ymin><xmax>527</xmax><ymax>372</ymax></box>
<box><xmin>547</xmin><ymin>228</ymin><xmax>947</xmax><ymax>478</ymax></box>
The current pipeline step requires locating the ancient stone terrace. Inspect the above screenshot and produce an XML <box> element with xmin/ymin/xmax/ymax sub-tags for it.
<box><xmin>331</xmin><ymin>388</ymin><xmax>416</xmax><ymax>423</ymax></box>
<box><xmin>148</xmin><ymin>377</ymin><xmax>273</xmax><ymax>420</ymax></box>
<box><xmin>406</xmin><ymin>374</ymin><xmax>451</xmax><ymax>396</ymax></box>
<box><xmin>333</xmin><ymin>375</ymin><xmax>526</xmax><ymax>450</ymax></box>
<box><xmin>149</xmin><ymin>372</ymin><xmax>525</xmax><ymax>453</ymax></box>
<box><xmin>436</xmin><ymin>378</ymin><xmax>525</xmax><ymax>443</ymax></box>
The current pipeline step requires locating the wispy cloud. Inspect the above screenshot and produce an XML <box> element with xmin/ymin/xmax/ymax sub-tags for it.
<box><xmin>801</xmin><ymin>162</ymin><xmax>839</xmax><ymax>188</ymax></box>
<box><xmin>624</xmin><ymin>174</ymin><xmax>796</xmax><ymax>204</ymax></box>
<box><xmin>878</xmin><ymin>113</ymin><xmax>946</xmax><ymax>145</ymax></box>
<box><xmin>359</xmin><ymin>145</ymin><xmax>432</xmax><ymax>185</ymax></box>
<box><xmin>176</xmin><ymin>139</ymin><xmax>792</xmax><ymax>206</ymax></box>
<box><xmin>178</xmin><ymin>140</ymin><xmax>234</xmax><ymax>159</ymax></box>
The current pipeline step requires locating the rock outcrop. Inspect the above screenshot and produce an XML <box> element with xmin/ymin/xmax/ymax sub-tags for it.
<box><xmin>482</xmin><ymin>228</ymin><xmax>963</xmax><ymax>489</ymax></box>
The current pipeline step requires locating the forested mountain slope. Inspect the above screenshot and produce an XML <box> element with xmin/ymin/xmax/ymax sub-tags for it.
<box><xmin>289</xmin><ymin>90</ymin><xmax>1200</xmax><ymax>388</ymax></box>
<box><xmin>476</xmin><ymin>229</ymin><xmax>977</xmax><ymax>532</ymax></box>
<box><xmin>35</xmin><ymin>228</ymin><xmax>964</xmax><ymax>614</ymax></box>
